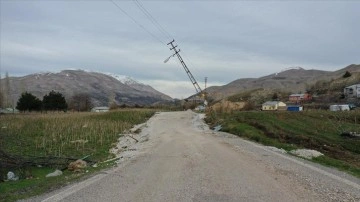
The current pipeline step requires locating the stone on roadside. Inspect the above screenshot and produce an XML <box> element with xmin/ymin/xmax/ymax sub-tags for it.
<box><xmin>46</xmin><ymin>169</ymin><xmax>63</xmax><ymax>177</ymax></box>
<box><xmin>213</xmin><ymin>125</ymin><xmax>222</xmax><ymax>132</ymax></box>
<box><xmin>7</xmin><ymin>171</ymin><xmax>19</xmax><ymax>181</ymax></box>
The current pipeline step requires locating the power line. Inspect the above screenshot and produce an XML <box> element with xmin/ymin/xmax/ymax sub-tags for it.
<box><xmin>133</xmin><ymin>0</ymin><xmax>173</xmax><ymax>41</ymax></box>
<box><xmin>109</xmin><ymin>0</ymin><xmax>166</xmax><ymax>45</ymax></box>
<box><xmin>110</xmin><ymin>0</ymin><xmax>203</xmax><ymax>95</ymax></box>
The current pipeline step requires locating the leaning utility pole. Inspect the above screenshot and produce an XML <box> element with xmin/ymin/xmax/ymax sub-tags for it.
<box><xmin>166</xmin><ymin>40</ymin><xmax>202</xmax><ymax>94</ymax></box>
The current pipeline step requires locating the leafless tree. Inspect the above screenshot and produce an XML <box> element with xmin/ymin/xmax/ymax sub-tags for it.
<box><xmin>68</xmin><ymin>93</ymin><xmax>93</xmax><ymax>112</ymax></box>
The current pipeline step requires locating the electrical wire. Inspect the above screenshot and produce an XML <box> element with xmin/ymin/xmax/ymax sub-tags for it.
<box><xmin>109</xmin><ymin>0</ymin><xmax>166</xmax><ymax>45</ymax></box>
<box><xmin>133</xmin><ymin>0</ymin><xmax>173</xmax><ymax>41</ymax></box>
<box><xmin>109</xmin><ymin>0</ymin><xmax>202</xmax><ymax>92</ymax></box>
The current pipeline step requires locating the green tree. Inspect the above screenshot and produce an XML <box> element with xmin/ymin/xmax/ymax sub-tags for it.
<box><xmin>16</xmin><ymin>92</ymin><xmax>42</xmax><ymax>112</ymax></box>
<box><xmin>0</xmin><ymin>92</ymin><xmax>4</xmax><ymax>108</ymax></box>
<box><xmin>272</xmin><ymin>92</ymin><xmax>279</xmax><ymax>101</ymax></box>
<box><xmin>343</xmin><ymin>71</ymin><xmax>352</xmax><ymax>78</ymax></box>
<box><xmin>43</xmin><ymin>90</ymin><xmax>68</xmax><ymax>111</ymax></box>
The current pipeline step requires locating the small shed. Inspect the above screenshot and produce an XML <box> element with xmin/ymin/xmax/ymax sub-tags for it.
<box><xmin>329</xmin><ymin>105</ymin><xmax>350</xmax><ymax>112</ymax></box>
<box><xmin>287</xmin><ymin>106</ymin><xmax>303</xmax><ymax>112</ymax></box>
<box><xmin>91</xmin><ymin>107</ymin><xmax>110</xmax><ymax>112</ymax></box>
<box><xmin>262</xmin><ymin>101</ymin><xmax>287</xmax><ymax>111</ymax></box>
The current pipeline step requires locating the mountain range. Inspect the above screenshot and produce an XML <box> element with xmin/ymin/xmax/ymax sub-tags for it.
<box><xmin>205</xmin><ymin>64</ymin><xmax>360</xmax><ymax>100</ymax></box>
<box><xmin>0</xmin><ymin>70</ymin><xmax>172</xmax><ymax>107</ymax></box>
<box><xmin>1</xmin><ymin>64</ymin><xmax>359</xmax><ymax>108</ymax></box>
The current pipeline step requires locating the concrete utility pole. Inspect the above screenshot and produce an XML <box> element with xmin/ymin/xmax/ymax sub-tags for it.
<box><xmin>166</xmin><ymin>40</ymin><xmax>202</xmax><ymax>94</ymax></box>
<box><xmin>204</xmin><ymin>77</ymin><xmax>208</xmax><ymax>102</ymax></box>
<box><xmin>205</xmin><ymin>77</ymin><xmax>207</xmax><ymax>90</ymax></box>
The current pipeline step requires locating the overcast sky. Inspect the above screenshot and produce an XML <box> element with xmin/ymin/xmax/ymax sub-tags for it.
<box><xmin>1</xmin><ymin>0</ymin><xmax>359</xmax><ymax>98</ymax></box>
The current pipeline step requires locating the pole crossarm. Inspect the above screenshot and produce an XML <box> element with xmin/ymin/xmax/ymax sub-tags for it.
<box><xmin>167</xmin><ymin>40</ymin><xmax>202</xmax><ymax>94</ymax></box>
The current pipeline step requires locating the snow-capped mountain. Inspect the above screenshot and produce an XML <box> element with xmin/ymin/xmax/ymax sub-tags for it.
<box><xmin>105</xmin><ymin>73</ymin><xmax>170</xmax><ymax>97</ymax></box>
<box><xmin>105</xmin><ymin>73</ymin><xmax>141</xmax><ymax>85</ymax></box>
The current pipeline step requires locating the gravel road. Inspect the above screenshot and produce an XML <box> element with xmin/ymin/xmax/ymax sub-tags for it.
<box><xmin>32</xmin><ymin>111</ymin><xmax>360</xmax><ymax>202</ymax></box>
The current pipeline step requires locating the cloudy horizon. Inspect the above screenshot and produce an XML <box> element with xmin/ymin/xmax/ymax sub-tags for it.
<box><xmin>1</xmin><ymin>0</ymin><xmax>359</xmax><ymax>98</ymax></box>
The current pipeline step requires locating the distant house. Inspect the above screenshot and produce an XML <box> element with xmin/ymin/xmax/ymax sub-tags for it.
<box><xmin>262</xmin><ymin>101</ymin><xmax>287</xmax><ymax>111</ymax></box>
<box><xmin>289</xmin><ymin>93</ymin><xmax>312</xmax><ymax>103</ymax></box>
<box><xmin>344</xmin><ymin>84</ymin><xmax>360</xmax><ymax>98</ymax></box>
<box><xmin>91</xmin><ymin>107</ymin><xmax>110</xmax><ymax>112</ymax></box>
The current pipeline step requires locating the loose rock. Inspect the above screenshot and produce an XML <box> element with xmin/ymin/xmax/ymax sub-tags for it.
<box><xmin>7</xmin><ymin>171</ymin><xmax>19</xmax><ymax>181</ymax></box>
<box><xmin>46</xmin><ymin>169</ymin><xmax>63</xmax><ymax>177</ymax></box>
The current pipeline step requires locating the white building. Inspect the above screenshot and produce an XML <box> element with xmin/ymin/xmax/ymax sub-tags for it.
<box><xmin>344</xmin><ymin>84</ymin><xmax>360</xmax><ymax>98</ymax></box>
<box><xmin>0</xmin><ymin>108</ymin><xmax>19</xmax><ymax>114</ymax></box>
<box><xmin>91</xmin><ymin>107</ymin><xmax>110</xmax><ymax>112</ymax></box>
<box><xmin>329</xmin><ymin>105</ymin><xmax>350</xmax><ymax>111</ymax></box>
<box><xmin>262</xmin><ymin>101</ymin><xmax>287</xmax><ymax>111</ymax></box>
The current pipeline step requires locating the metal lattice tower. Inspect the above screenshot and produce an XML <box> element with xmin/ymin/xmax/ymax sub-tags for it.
<box><xmin>166</xmin><ymin>40</ymin><xmax>202</xmax><ymax>94</ymax></box>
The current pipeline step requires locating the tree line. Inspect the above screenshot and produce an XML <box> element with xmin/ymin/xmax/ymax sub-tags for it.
<box><xmin>16</xmin><ymin>91</ymin><xmax>68</xmax><ymax>112</ymax></box>
<box><xmin>12</xmin><ymin>91</ymin><xmax>94</xmax><ymax>112</ymax></box>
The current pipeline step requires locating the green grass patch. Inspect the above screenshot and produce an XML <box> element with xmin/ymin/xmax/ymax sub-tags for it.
<box><xmin>312</xmin><ymin>156</ymin><xmax>360</xmax><ymax>178</ymax></box>
<box><xmin>0</xmin><ymin>109</ymin><xmax>155</xmax><ymax>201</ymax></box>
<box><xmin>0</xmin><ymin>162</ymin><xmax>116</xmax><ymax>202</ymax></box>
<box><xmin>206</xmin><ymin>110</ymin><xmax>360</xmax><ymax>177</ymax></box>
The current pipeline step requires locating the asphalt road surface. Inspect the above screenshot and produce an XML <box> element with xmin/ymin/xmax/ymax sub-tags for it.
<box><xmin>32</xmin><ymin>111</ymin><xmax>360</xmax><ymax>202</ymax></box>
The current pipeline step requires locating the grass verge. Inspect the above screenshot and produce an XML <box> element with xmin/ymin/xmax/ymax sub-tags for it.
<box><xmin>205</xmin><ymin>110</ymin><xmax>360</xmax><ymax>178</ymax></box>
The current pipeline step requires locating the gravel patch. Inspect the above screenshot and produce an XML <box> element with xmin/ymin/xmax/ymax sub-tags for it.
<box><xmin>110</xmin><ymin>121</ymin><xmax>152</xmax><ymax>163</ymax></box>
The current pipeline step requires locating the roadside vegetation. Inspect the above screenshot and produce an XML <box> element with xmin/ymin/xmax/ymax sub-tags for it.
<box><xmin>0</xmin><ymin>109</ymin><xmax>155</xmax><ymax>202</ymax></box>
<box><xmin>205</xmin><ymin>110</ymin><xmax>360</xmax><ymax>177</ymax></box>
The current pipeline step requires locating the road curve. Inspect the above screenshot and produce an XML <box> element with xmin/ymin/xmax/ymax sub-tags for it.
<box><xmin>34</xmin><ymin>111</ymin><xmax>359</xmax><ymax>202</ymax></box>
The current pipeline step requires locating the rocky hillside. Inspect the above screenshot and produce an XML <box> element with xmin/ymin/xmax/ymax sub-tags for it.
<box><xmin>206</xmin><ymin>64</ymin><xmax>360</xmax><ymax>101</ymax></box>
<box><xmin>1</xmin><ymin>70</ymin><xmax>172</xmax><ymax>107</ymax></box>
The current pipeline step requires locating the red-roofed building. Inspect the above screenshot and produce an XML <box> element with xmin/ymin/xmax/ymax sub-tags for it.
<box><xmin>289</xmin><ymin>93</ymin><xmax>312</xmax><ymax>103</ymax></box>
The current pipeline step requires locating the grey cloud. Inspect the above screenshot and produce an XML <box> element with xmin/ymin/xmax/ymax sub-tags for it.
<box><xmin>1</xmin><ymin>1</ymin><xmax>359</xmax><ymax>98</ymax></box>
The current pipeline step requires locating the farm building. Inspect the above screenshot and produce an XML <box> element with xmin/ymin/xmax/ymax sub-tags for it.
<box><xmin>262</xmin><ymin>101</ymin><xmax>287</xmax><ymax>111</ymax></box>
<box><xmin>287</xmin><ymin>106</ymin><xmax>303</xmax><ymax>111</ymax></box>
<box><xmin>289</xmin><ymin>93</ymin><xmax>312</xmax><ymax>103</ymax></box>
<box><xmin>91</xmin><ymin>107</ymin><xmax>110</xmax><ymax>112</ymax></box>
<box><xmin>344</xmin><ymin>84</ymin><xmax>360</xmax><ymax>98</ymax></box>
